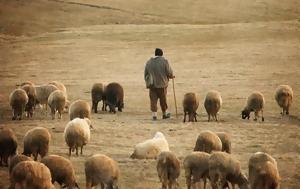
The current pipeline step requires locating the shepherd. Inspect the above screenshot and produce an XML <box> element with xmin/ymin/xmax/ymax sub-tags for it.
<box><xmin>144</xmin><ymin>48</ymin><xmax>175</xmax><ymax>120</ymax></box>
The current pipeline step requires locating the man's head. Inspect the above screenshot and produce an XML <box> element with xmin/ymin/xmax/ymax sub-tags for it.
<box><xmin>155</xmin><ymin>48</ymin><xmax>163</xmax><ymax>56</ymax></box>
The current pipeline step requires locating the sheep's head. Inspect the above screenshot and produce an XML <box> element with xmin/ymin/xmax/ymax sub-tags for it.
<box><xmin>241</xmin><ymin>109</ymin><xmax>250</xmax><ymax>120</ymax></box>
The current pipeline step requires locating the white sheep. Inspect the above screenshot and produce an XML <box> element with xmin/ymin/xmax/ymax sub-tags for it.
<box><xmin>204</xmin><ymin>90</ymin><xmax>222</xmax><ymax>122</ymax></box>
<box><xmin>275</xmin><ymin>85</ymin><xmax>293</xmax><ymax>115</ymax></box>
<box><xmin>242</xmin><ymin>91</ymin><xmax>265</xmax><ymax>122</ymax></box>
<box><xmin>69</xmin><ymin>99</ymin><xmax>91</xmax><ymax>120</ymax></box>
<box><xmin>64</xmin><ymin>118</ymin><xmax>91</xmax><ymax>156</ymax></box>
<box><xmin>209</xmin><ymin>152</ymin><xmax>249</xmax><ymax>189</ymax></box>
<box><xmin>248</xmin><ymin>152</ymin><xmax>280</xmax><ymax>189</ymax></box>
<box><xmin>183</xmin><ymin>92</ymin><xmax>200</xmax><ymax>122</ymax></box>
<box><xmin>35</xmin><ymin>84</ymin><xmax>59</xmax><ymax>111</ymax></box>
<box><xmin>48</xmin><ymin>90</ymin><xmax>66</xmax><ymax>120</ymax></box>
<box><xmin>183</xmin><ymin>151</ymin><xmax>210</xmax><ymax>189</ymax></box>
<box><xmin>23</xmin><ymin>127</ymin><xmax>51</xmax><ymax>161</ymax></box>
<box><xmin>157</xmin><ymin>151</ymin><xmax>180</xmax><ymax>189</ymax></box>
<box><xmin>130</xmin><ymin>132</ymin><xmax>169</xmax><ymax>159</ymax></box>
<box><xmin>9</xmin><ymin>88</ymin><xmax>28</xmax><ymax>120</ymax></box>
<box><xmin>194</xmin><ymin>130</ymin><xmax>222</xmax><ymax>153</ymax></box>
<box><xmin>85</xmin><ymin>154</ymin><xmax>120</xmax><ymax>189</ymax></box>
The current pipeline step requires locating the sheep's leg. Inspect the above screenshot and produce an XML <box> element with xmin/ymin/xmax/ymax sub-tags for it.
<box><xmin>183</xmin><ymin>112</ymin><xmax>187</xmax><ymax>122</ymax></box>
<box><xmin>208</xmin><ymin>114</ymin><xmax>210</xmax><ymax>122</ymax></box>
<box><xmin>33</xmin><ymin>152</ymin><xmax>38</xmax><ymax>161</ymax></box>
<box><xmin>100</xmin><ymin>182</ymin><xmax>105</xmax><ymax>189</ymax></box>
<box><xmin>186</xmin><ymin>176</ymin><xmax>191</xmax><ymax>189</ymax></box>
<box><xmin>286</xmin><ymin>106</ymin><xmax>290</xmax><ymax>115</ymax></box>
<box><xmin>168</xmin><ymin>181</ymin><xmax>172</xmax><ymax>189</ymax></box>
<box><xmin>80</xmin><ymin>146</ymin><xmax>83</xmax><ymax>155</ymax></box>
<box><xmin>194</xmin><ymin>113</ymin><xmax>197</xmax><ymax>122</ymax></box>
<box><xmin>162</xmin><ymin>182</ymin><xmax>167</xmax><ymax>189</ymax></box>
<box><xmin>254</xmin><ymin>111</ymin><xmax>258</xmax><ymax>121</ymax></box>
<box><xmin>261</xmin><ymin>109</ymin><xmax>264</xmax><ymax>122</ymax></box>
<box><xmin>51</xmin><ymin>108</ymin><xmax>55</xmax><ymax>120</ymax></box>
<box><xmin>203</xmin><ymin>178</ymin><xmax>207</xmax><ymax>189</ymax></box>
<box><xmin>68</xmin><ymin>147</ymin><xmax>71</xmax><ymax>156</ymax></box>
<box><xmin>75</xmin><ymin>147</ymin><xmax>78</xmax><ymax>156</ymax></box>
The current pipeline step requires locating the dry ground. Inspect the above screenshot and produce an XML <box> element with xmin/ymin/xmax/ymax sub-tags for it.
<box><xmin>0</xmin><ymin>0</ymin><xmax>300</xmax><ymax>189</ymax></box>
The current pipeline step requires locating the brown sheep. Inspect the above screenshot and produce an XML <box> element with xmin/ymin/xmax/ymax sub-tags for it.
<box><xmin>9</xmin><ymin>88</ymin><xmax>29</xmax><ymax>120</ymax></box>
<box><xmin>157</xmin><ymin>151</ymin><xmax>180</xmax><ymax>189</ymax></box>
<box><xmin>204</xmin><ymin>90</ymin><xmax>222</xmax><ymax>122</ymax></box>
<box><xmin>0</xmin><ymin>128</ymin><xmax>18</xmax><ymax>166</ymax></box>
<box><xmin>48</xmin><ymin>90</ymin><xmax>66</xmax><ymax>119</ymax></box>
<box><xmin>105</xmin><ymin>82</ymin><xmax>124</xmax><ymax>113</ymax></box>
<box><xmin>69</xmin><ymin>99</ymin><xmax>91</xmax><ymax>120</ymax></box>
<box><xmin>242</xmin><ymin>91</ymin><xmax>265</xmax><ymax>122</ymax></box>
<box><xmin>21</xmin><ymin>84</ymin><xmax>37</xmax><ymax>118</ymax></box>
<box><xmin>194</xmin><ymin>130</ymin><xmax>222</xmax><ymax>153</ymax></box>
<box><xmin>275</xmin><ymin>85</ymin><xmax>293</xmax><ymax>115</ymax></box>
<box><xmin>183</xmin><ymin>92</ymin><xmax>199</xmax><ymax>122</ymax></box>
<box><xmin>216</xmin><ymin>132</ymin><xmax>232</xmax><ymax>153</ymax></box>
<box><xmin>91</xmin><ymin>83</ymin><xmax>106</xmax><ymax>113</ymax></box>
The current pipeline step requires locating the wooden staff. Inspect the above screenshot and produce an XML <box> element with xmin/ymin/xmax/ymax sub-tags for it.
<box><xmin>172</xmin><ymin>78</ymin><xmax>178</xmax><ymax>118</ymax></box>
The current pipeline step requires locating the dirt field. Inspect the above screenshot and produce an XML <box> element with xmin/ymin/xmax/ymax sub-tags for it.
<box><xmin>0</xmin><ymin>0</ymin><xmax>300</xmax><ymax>188</ymax></box>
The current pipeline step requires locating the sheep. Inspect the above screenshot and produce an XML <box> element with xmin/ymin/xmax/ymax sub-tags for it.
<box><xmin>248</xmin><ymin>152</ymin><xmax>280</xmax><ymax>189</ymax></box>
<box><xmin>9</xmin><ymin>88</ymin><xmax>28</xmax><ymax>120</ymax></box>
<box><xmin>69</xmin><ymin>99</ymin><xmax>91</xmax><ymax>120</ymax></box>
<box><xmin>183</xmin><ymin>92</ymin><xmax>200</xmax><ymax>122</ymax></box>
<box><xmin>157</xmin><ymin>151</ymin><xmax>180</xmax><ymax>189</ymax></box>
<box><xmin>216</xmin><ymin>132</ymin><xmax>232</xmax><ymax>153</ymax></box>
<box><xmin>275</xmin><ymin>85</ymin><xmax>293</xmax><ymax>115</ymax></box>
<box><xmin>85</xmin><ymin>154</ymin><xmax>120</xmax><ymax>189</ymax></box>
<box><xmin>48</xmin><ymin>90</ymin><xmax>66</xmax><ymax>120</ymax></box>
<box><xmin>105</xmin><ymin>82</ymin><xmax>124</xmax><ymax>113</ymax></box>
<box><xmin>194</xmin><ymin>130</ymin><xmax>222</xmax><ymax>153</ymax></box>
<box><xmin>35</xmin><ymin>84</ymin><xmax>59</xmax><ymax>111</ymax></box>
<box><xmin>209</xmin><ymin>152</ymin><xmax>249</xmax><ymax>189</ymax></box>
<box><xmin>23</xmin><ymin>127</ymin><xmax>51</xmax><ymax>161</ymax></box>
<box><xmin>19</xmin><ymin>81</ymin><xmax>34</xmax><ymax>87</ymax></box>
<box><xmin>204</xmin><ymin>90</ymin><xmax>222</xmax><ymax>122</ymax></box>
<box><xmin>91</xmin><ymin>83</ymin><xmax>106</xmax><ymax>113</ymax></box>
<box><xmin>241</xmin><ymin>91</ymin><xmax>265</xmax><ymax>122</ymax></box>
<box><xmin>130</xmin><ymin>131</ymin><xmax>169</xmax><ymax>159</ymax></box>
<box><xmin>64</xmin><ymin>118</ymin><xmax>91</xmax><ymax>156</ymax></box>
<box><xmin>21</xmin><ymin>84</ymin><xmax>37</xmax><ymax>118</ymax></box>
<box><xmin>183</xmin><ymin>152</ymin><xmax>210</xmax><ymax>189</ymax></box>
<box><xmin>10</xmin><ymin>160</ymin><xmax>53</xmax><ymax>189</ymax></box>
<box><xmin>41</xmin><ymin>155</ymin><xmax>79</xmax><ymax>188</ymax></box>
<box><xmin>9</xmin><ymin>154</ymin><xmax>33</xmax><ymax>175</ymax></box>
<box><xmin>0</xmin><ymin>128</ymin><xmax>17</xmax><ymax>166</ymax></box>
<box><xmin>49</xmin><ymin>81</ymin><xmax>67</xmax><ymax>96</ymax></box>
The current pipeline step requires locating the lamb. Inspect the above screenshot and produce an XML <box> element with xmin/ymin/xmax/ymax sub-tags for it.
<box><xmin>0</xmin><ymin>128</ymin><xmax>18</xmax><ymax>166</ymax></box>
<box><xmin>275</xmin><ymin>85</ymin><xmax>293</xmax><ymax>115</ymax></box>
<box><xmin>9</xmin><ymin>88</ymin><xmax>28</xmax><ymax>120</ymax></box>
<box><xmin>91</xmin><ymin>83</ymin><xmax>106</xmax><ymax>113</ymax></box>
<box><xmin>85</xmin><ymin>154</ymin><xmax>120</xmax><ymax>189</ymax></box>
<box><xmin>23</xmin><ymin>127</ymin><xmax>51</xmax><ymax>161</ymax></box>
<box><xmin>241</xmin><ymin>91</ymin><xmax>265</xmax><ymax>122</ymax></box>
<box><xmin>48</xmin><ymin>90</ymin><xmax>66</xmax><ymax>119</ymax></box>
<box><xmin>35</xmin><ymin>84</ymin><xmax>59</xmax><ymax>111</ymax></box>
<box><xmin>183</xmin><ymin>152</ymin><xmax>210</xmax><ymax>189</ymax></box>
<box><xmin>21</xmin><ymin>84</ymin><xmax>37</xmax><ymax>118</ymax></box>
<box><xmin>69</xmin><ymin>99</ymin><xmax>91</xmax><ymax>120</ymax></box>
<box><xmin>64</xmin><ymin>118</ymin><xmax>91</xmax><ymax>156</ymax></box>
<box><xmin>216</xmin><ymin>132</ymin><xmax>232</xmax><ymax>153</ymax></box>
<box><xmin>209</xmin><ymin>152</ymin><xmax>249</xmax><ymax>189</ymax></box>
<box><xmin>9</xmin><ymin>154</ymin><xmax>33</xmax><ymax>175</ymax></box>
<box><xmin>183</xmin><ymin>92</ymin><xmax>199</xmax><ymax>122</ymax></box>
<box><xmin>248</xmin><ymin>152</ymin><xmax>280</xmax><ymax>189</ymax></box>
<box><xmin>194</xmin><ymin>130</ymin><xmax>222</xmax><ymax>153</ymax></box>
<box><xmin>157</xmin><ymin>151</ymin><xmax>180</xmax><ymax>189</ymax></box>
<box><xmin>204</xmin><ymin>90</ymin><xmax>222</xmax><ymax>122</ymax></box>
<box><xmin>130</xmin><ymin>131</ymin><xmax>169</xmax><ymax>159</ymax></box>
<box><xmin>105</xmin><ymin>82</ymin><xmax>124</xmax><ymax>113</ymax></box>
<box><xmin>41</xmin><ymin>155</ymin><xmax>79</xmax><ymax>188</ymax></box>
<box><xmin>10</xmin><ymin>161</ymin><xmax>53</xmax><ymax>189</ymax></box>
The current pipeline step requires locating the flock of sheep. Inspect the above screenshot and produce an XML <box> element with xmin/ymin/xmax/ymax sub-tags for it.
<box><xmin>0</xmin><ymin>80</ymin><xmax>294</xmax><ymax>189</ymax></box>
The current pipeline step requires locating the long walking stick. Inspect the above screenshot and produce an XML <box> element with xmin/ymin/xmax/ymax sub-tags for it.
<box><xmin>172</xmin><ymin>78</ymin><xmax>178</xmax><ymax>118</ymax></box>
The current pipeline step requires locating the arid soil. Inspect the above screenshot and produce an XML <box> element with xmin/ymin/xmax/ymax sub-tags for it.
<box><xmin>0</xmin><ymin>0</ymin><xmax>299</xmax><ymax>188</ymax></box>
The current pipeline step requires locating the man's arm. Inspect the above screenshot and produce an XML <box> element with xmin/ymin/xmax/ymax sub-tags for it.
<box><xmin>165</xmin><ymin>60</ymin><xmax>174</xmax><ymax>79</ymax></box>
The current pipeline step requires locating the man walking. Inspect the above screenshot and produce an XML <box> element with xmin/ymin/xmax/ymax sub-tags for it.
<box><xmin>144</xmin><ymin>48</ymin><xmax>175</xmax><ymax>120</ymax></box>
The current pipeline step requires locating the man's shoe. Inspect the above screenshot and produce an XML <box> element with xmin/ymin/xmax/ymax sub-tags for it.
<box><xmin>162</xmin><ymin>113</ymin><xmax>171</xmax><ymax>119</ymax></box>
<box><xmin>152</xmin><ymin>116</ymin><xmax>157</xmax><ymax>121</ymax></box>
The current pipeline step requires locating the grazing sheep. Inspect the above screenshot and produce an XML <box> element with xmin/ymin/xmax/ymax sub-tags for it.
<box><xmin>64</xmin><ymin>118</ymin><xmax>91</xmax><ymax>156</ymax></box>
<box><xmin>69</xmin><ymin>99</ymin><xmax>91</xmax><ymax>120</ymax></box>
<box><xmin>49</xmin><ymin>81</ymin><xmax>67</xmax><ymax>96</ymax></box>
<box><xmin>41</xmin><ymin>155</ymin><xmax>79</xmax><ymax>188</ymax></box>
<box><xmin>216</xmin><ymin>132</ymin><xmax>232</xmax><ymax>153</ymax></box>
<box><xmin>275</xmin><ymin>85</ymin><xmax>293</xmax><ymax>115</ymax></box>
<box><xmin>157</xmin><ymin>151</ymin><xmax>180</xmax><ymax>189</ymax></box>
<box><xmin>183</xmin><ymin>92</ymin><xmax>200</xmax><ymax>122</ymax></box>
<box><xmin>209</xmin><ymin>152</ymin><xmax>249</xmax><ymax>189</ymax></box>
<box><xmin>35</xmin><ymin>84</ymin><xmax>59</xmax><ymax>111</ymax></box>
<box><xmin>130</xmin><ymin>132</ymin><xmax>169</xmax><ymax>159</ymax></box>
<box><xmin>194</xmin><ymin>130</ymin><xmax>222</xmax><ymax>153</ymax></box>
<box><xmin>204</xmin><ymin>90</ymin><xmax>222</xmax><ymax>122</ymax></box>
<box><xmin>21</xmin><ymin>84</ymin><xmax>37</xmax><ymax>118</ymax></box>
<box><xmin>9</xmin><ymin>88</ymin><xmax>29</xmax><ymax>120</ymax></box>
<box><xmin>91</xmin><ymin>83</ymin><xmax>106</xmax><ymax>113</ymax></box>
<box><xmin>249</xmin><ymin>152</ymin><xmax>280</xmax><ymax>189</ymax></box>
<box><xmin>105</xmin><ymin>82</ymin><xmax>124</xmax><ymax>113</ymax></box>
<box><xmin>241</xmin><ymin>91</ymin><xmax>265</xmax><ymax>122</ymax></box>
<box><xmin>10</xmin><ymin>161</ymin><xmax>53</xmax><ymax>189</ymax></box>
<box><xmin>183</xmin><ymin>152</ymin><xmax>210</xmax><ymax>189</ymax></box>
<box><xmin>23</xmin><ymin>127</ymin><xmax>51</xmax><ymax>161</ymax></box>
<box><xmin>48</xmin><ymin>90</ymin><xmax>66</xmax><ymax>120</ymax></box>
<box><xmin>0</xmin><ymin>128</ymin><xmax>17</xmax><ymax>166</ymax></box>
<box><xmin>9</xmin><ymin>154</ymin><xmax>33</xmax><ymax>175</ymax></box>
<box><xmin>85</xmin><ymin>154</ymin><xmax>120</xmax><ymax>189</ymax></box>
